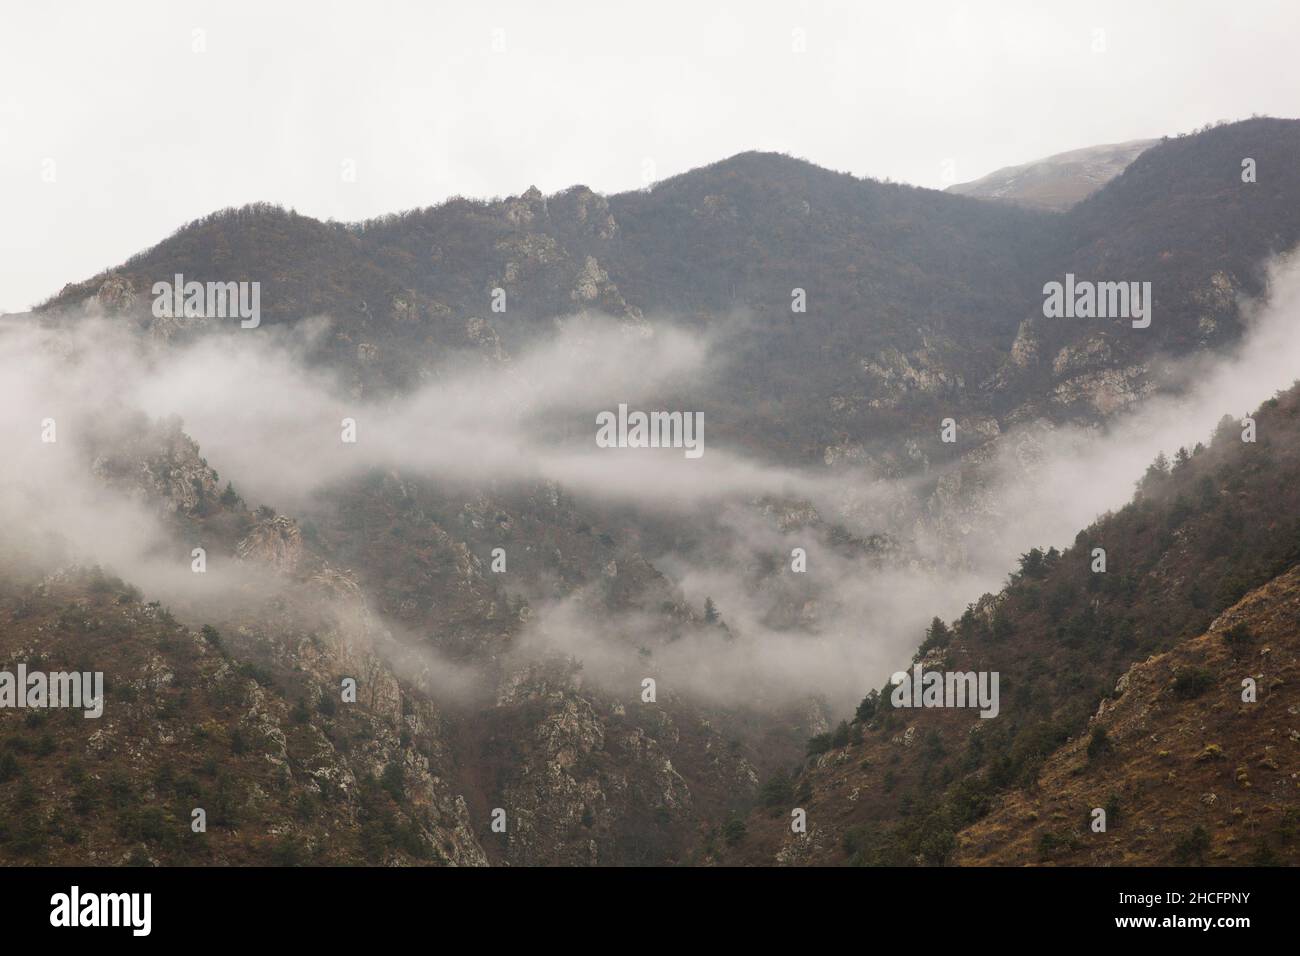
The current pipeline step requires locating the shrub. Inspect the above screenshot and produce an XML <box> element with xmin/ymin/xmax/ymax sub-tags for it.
<box><xmin>317</xmin><ymin>690</ymin><xmax>338</xmax><ymax>716</ymax></box>
<box><xmin>919</xmin><ymin>826</ymin><xmax>956</xmax><ymax>865</ymax></box>
<box><xmin>1036</xmin><ymin>830</ymin><xmax>1078</xmax><ymax>862</ymax></box>
<box><xmin>1222</xmin><ymin>623</ymin><xmax>1253</xmax><ymax>651</ymax></box>
<box><xmin>760</xmin><ymin>769</ymin><xmax>794</xmax><ymax>808</ymax></box>
<box><xmin>1086</xmin><ymin>725</ymin><xmax>1112</xmax><ymax>762</ymax></box>
<box><xmin>1172</xmin><ymin>668</ymin><xmax>1215</xmax><ymax>700</ymax></box>
<box><xmin>1105</xmin><ymin>793</ymin><xmax>1122</xmax><ymax>828</ymax></box>
<box><xmin>842</xmin><ymin>825</ymin><xmax>870</xmax><ymax>859</ymax></box>
<box><xmin>805</xmin><ymin>733</ymin><xmax>833</xmax><ymax>757</ymax></box>
<box><xmin>722</xmin><ymin>816</ymin><xmax>746</xmax><ymax>847</ymax></box>
<box><xmin>380</xmin><ymin>761</ymin><xmax>405</xmax><ymax>801</ymax></box>
<box><xmin>855</xmin><ymin>689</ymin><xmax>879</xmax><ymax>722</ymax></box>
<box><xmin>1173</xmin><ymin>825</ymin><xmax>1211</xmax><ymax>863</ymax></box>
<box><xmin>270</xmin><ymin>834</ymin><xmax>307</xmax><ymax>866</ymax></box>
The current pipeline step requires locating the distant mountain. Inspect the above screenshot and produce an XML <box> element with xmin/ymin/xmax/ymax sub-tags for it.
<box><xmin>947</xmin><ymin>139</ymin><xmax>1158</xmax><ymax>211</ymax></box>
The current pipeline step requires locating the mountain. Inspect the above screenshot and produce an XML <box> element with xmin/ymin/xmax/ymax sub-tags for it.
<box><xmin>42</xmin><ymin>120</ymin><xmax>1300</xmax><ymax>455</ymax></box>
<box><xmin>946</xmin><ymin>139</ymin><xmax>1158</xmax><ymax>211</ymax></box>
<box><xmin>6</xmin><ymin>117</ymin><xmax>1300</xmax><ymax>866</ymax></box>
<box><xmin>714</xmin><ymin>384</ymin><xmax>1300</xmax><ymax>866</ymax></box>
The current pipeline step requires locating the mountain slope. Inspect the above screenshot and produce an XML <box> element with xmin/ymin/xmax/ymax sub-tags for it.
<box><xmin>993</xmin><ymin>118</ymin><xmax>1300</xmax><ymax>423</ymax></box>
<box><xmin>713</xmin><ymin>383</ymin><xmax>1300</xmax><ymax>866</ymax></box>
<box><xmin>946</xmin><ymin>139</ymin><xmax>1157</xmax><ymax>211</ymax></box>
<box><xmin>0</xmin><ymin>566</ymin><xmax>488</xmax><ymax>866</ymax></box>
<box><xmin>957</xmin><ymin>565</ymin><xmax>1300</xmax><ymax>865</ymax></box>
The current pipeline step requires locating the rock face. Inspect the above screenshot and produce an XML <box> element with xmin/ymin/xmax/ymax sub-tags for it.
<box><xmin>860</xmin><ymin>347</ymin><xmax>963</xmax><ymax>409</ymax></box>
<box><xmin>88</xmin><ymin>419</ymin><xmax>222</xmax><ymax>517</ymax></box>
<box><xmin>1051</xmin><ymin>363</ymin><xmax>1154</xmax><ymax>415</ymax></box>
<box><xmin>236</xmin><ymin>515</ymin><xmax>304</xmax><ymax>572</ymax></box>
<box><xmin>486</xmin><ymin>660</ymin><xmax>761</xmax><ymax>865</ymax></box>
<box><xmin>94</xmin><ymin>275</ymin><xmax>138</xmax><ymax>313</ymax></box>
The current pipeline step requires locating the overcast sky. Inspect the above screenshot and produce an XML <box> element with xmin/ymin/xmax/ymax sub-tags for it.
<box><xmin>2</xmin><ymin>0</ymin><xmax>1297</xmax><ymax>312</ymax></box>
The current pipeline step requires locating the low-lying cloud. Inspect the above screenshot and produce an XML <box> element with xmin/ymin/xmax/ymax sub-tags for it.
<box><xmin>4</xmin><ymin>255</ymin><xmax>1300</xmax><ymax>716</ymax></box>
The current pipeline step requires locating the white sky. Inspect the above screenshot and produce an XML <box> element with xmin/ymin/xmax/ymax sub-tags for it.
<box><xmin>2</xmin><ymin>0</ymin><xmax>1298</xmax><ymax>312</ymax></box>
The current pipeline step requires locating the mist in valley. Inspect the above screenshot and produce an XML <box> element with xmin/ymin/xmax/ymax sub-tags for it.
<box><xmin>3</xmin><ymin>251</ymin><xmax>1300</xmax><ymax>716</ymax></box>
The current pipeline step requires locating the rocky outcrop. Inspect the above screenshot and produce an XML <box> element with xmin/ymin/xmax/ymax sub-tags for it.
<box><xmin>94</xmin><ymin>275</ymin><xmax>138</xmax><ymax>313</ymax></box>
<box><xmin>1051</xmin><ymin>364</ymin><xmax>1153</xmax><ymax>415</ymax></box>
<box><xmin>861</xmin><ymin>347</ymin><xmax>964</xmax><ymax>409</ymax></box>
<box><xmin>88</xmin><ymin>420</ymin><xmax>222</xmax><ymax>517</ymax></box>
<box><xmin>236</xmin><ymin>515</ymin><xmax>304</xmax><ymax>572</ymax></box>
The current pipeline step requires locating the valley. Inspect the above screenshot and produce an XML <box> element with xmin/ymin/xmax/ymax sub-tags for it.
<box><xmin>2</xmin><ymin>117</ymin><xmax>1299</xmax><ymax>867</ymax></box>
